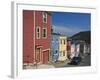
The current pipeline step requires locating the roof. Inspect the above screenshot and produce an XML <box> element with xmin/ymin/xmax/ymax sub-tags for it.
<box><xmin>52</xmin><ymin>33</ymin><xmax>61</xmax><ymax>35</ymax></box>
<box><xmin>52</xmin><ymin>33</ymin><xmax>66</xmax><ymax>37</ymax></box>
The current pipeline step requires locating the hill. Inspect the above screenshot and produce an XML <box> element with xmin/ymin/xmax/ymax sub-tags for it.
<box><xmin>70</xmin><ymin>31</ymin><xmax>91</xmax><ymax>44</ymax></box>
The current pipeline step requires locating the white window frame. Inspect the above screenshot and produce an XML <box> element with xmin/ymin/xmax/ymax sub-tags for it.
<box><xmin>60</xmin><ymin>39</ymin><xmax>62</xmax><ymax>44</ymax></box>
<box><xmin>63</xmin><ymin>51</ymin><xmax>65</xmax><ymax>56</ymax></box>
<box><xmin>63</xmin><ymin>39</ymin><xmax>66</xmax><ymax>45</ymax></box>
<box><xmin>42</xmin><ymin>28</ymin><xmax>47</xmax><ymax>39</ymax></box>
<box><xmin>36</xmin><ymin>26</ymin><xmax>41</xmax><ymax>39</ymax></box>
<box><xmin>42</xmin><ymin>12</ymin><xmax>47</xmax><ymax>23</ymax></box>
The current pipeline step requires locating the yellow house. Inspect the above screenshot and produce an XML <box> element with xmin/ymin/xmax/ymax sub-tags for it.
<box><xmin>58</xmin><ymin>35</ymin><xmax>68</xmax><ymax>61</ymax></box>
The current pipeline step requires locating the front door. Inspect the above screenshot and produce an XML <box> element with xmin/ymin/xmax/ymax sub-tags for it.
<box><xmin>36</xmin><ymin>48</ymin><xmax>41</xmax><ymax>63</ymax></box>
<box><xmin>43</xmin><ymin>50</ymin><xmax>49</xmax><ymax>64</ymax></box>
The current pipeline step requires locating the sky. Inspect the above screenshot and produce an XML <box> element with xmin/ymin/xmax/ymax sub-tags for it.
<box><xmin>52</xmin><ymin>12</ymin><xmax>91</xmax><ymax>37</ymax></box>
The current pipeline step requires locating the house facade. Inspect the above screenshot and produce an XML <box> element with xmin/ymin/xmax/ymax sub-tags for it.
<box><xmin>67</xmin><ymin>39</ymin><xmax>71</xmax><ymax>59</ymax></box>
<box><xmin>58</xmin><ymin>35</ymin><xmax>68</xmax><ymax>61</ymax></box>
<box><xmin>70</xmin><ymin>42</ymin><xmax>76</xmax><ymax>59</ymax></box>
<box><xmin>70</xmin><ymin>40</ymin><xmax>90</xmax><ymax>59</ymax></box>
<box><xmin>51</xmin><ymin>33</ymin><xmax>60</xmax><ymax>62</ymax></box>
<box><xmin>51</xmin><ymin>33</ymin><xmax>68</xmax><ymax>62</ymax></box>
<box><xmin>70</xmin><ymin>40</ymin><xmax>80</xmax><ymax>59</ymax></box>
<box><xmin>83</xmin><ymin>44</ymin><xmax>90</xmax><ymax>54</ymax></box>
<box><xmin>23</xmin><ymin>10</ymin><xmax>52</xmax><ymax>67</ymax></box>
<box><xmin>79</xmin><ymin>41</ymin><xmax>90</xmax><ymax>56</ymax></box>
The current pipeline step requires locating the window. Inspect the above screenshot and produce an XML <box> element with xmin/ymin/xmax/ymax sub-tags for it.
<box><xmin>55</xmin><ymin>50</ymin><xmax>58</xmax><ymax>53</ymax></box>
<box><xmin>36</xmin><ymin>27</ymin><xmax>40</xmax><ymax>39</ymax></box>
<box><xmin>60</xmin><ymin>39</ymin><xmax>62</xmax><ymax>44</ymax></box>
<box><xmin>63</xmin><ymin>39</ymin><xmax>66</xmax><ymax>44</ymax></box>
<box><xmin>56</xmin><ymin>39</ymin><xmax>58</xmax><ymax>41</ymax></box>
<box><xmin>60</xmin><ymin>51</ymin><xmax>63</xmax><ymax>56</ymax></box>
<box><xmin>60</xmin><ymin>39</ymin><xmax>66</xmax><ymax>44</ymax></box>
<box><xmin>42</xmin><ymin>28</ymin><xmax>47</xmax><ymax>38</ymax></box>
<box><xmin>51</xmin><ymin>28</ymin><xmax>53</xmax><ymax>34</ymax></box>
<box><xmin>63</xmin><ymin>51</ymin><xmax>65</xmax><ymax>56</ymax></box>
<box><xmin>43</xmin><ymin>12</ymin><xmax>47</xmax><ymax>23</ymax></box>
<box><xmin>60</xmin><ymin>51</ymin><xmax>62</xmax><ymax>56</ymax></box>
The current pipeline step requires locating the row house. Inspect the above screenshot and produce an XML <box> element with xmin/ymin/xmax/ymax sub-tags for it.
<box><xmin>69</xmin><ymin>40</ymin><xmax>90</xmax><ymax>59</ymax></box>
<box><xmin>83</xmin><ymin>43</ymin><xmax>90</xmax><ymax>54</ymax></box>
<box><xmin>67</xmin><ymin>39</ymin><xmax>71</xmax><ymax>59</ymax></box>
<box><xmin>51</xmin><ymin>33</ymin><xmax>60</xmax><ymax>62</ymax></box>
<box><xmin>23</xmin><ymin>10</ymin><xmax>52</xmax><ymax>67</ymax></box>
<box><xmin>51</xmin><ymin>33</ymin><xmax>68</xmax><ymax>62</ymax></box>
<box><xmin>58</xmin><ymin>35</ymin><xmax>68</xmax><ymax>61</ymax></box>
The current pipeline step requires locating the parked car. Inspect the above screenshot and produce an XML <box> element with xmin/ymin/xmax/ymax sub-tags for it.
<box><xmin>68</xmin><ymin>56</ymin><xmax>82</xmax><ymax>65</ymax></box>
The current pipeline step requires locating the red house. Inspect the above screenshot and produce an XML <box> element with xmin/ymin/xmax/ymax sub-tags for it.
<box><xmin>67</xmin><ymin>39</ymin><xmax>71</xmax><ymax>59</ymax></box>
<box><xmin>23</xmin><ymin>10</ymin><xmax>52</xmax><ymax>67</ymax></box>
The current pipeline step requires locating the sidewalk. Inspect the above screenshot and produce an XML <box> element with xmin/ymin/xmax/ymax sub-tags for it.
<box><xmin>51</xmin><ymin>59</ymin><xmax>70</xmax><ymax>68</ymax></box>
<box><xmin>24</xmin><ymin>64</ymin><xmax>55</xmax><ymax>69</ymax></box>
<box><xmin>37</xmin><ymin>64</ymin><xmax>55</xmax><ymax>69</ymax></box>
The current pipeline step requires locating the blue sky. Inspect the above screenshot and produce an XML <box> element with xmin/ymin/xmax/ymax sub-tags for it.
<box><xmin>52</xmin><ymin>12</ymin><xmax>91</xmax><ymax>37</ymax></box>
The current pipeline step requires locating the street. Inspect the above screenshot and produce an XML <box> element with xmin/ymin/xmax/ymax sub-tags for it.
<box><xmin>23</xmin><ymin>53</ymin><xmax>90</xmax><ymax>69</ymax></box>
<box><xmin>51</xmin><ymin>53</ymin><xmax>91</xmax><ymax>68</ymax></box>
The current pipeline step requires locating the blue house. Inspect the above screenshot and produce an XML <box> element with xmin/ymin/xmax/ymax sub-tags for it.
<box><xmin>51</xmin><ymin>33</ymin><xmax>60</xmax><ymax>62</ymax></box>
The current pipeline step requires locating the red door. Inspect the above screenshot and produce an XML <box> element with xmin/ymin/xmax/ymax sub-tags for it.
<box><xmin>43</xmin><ymin>50</ymin><xmax>49</xmax><ymax>64</ymax></box>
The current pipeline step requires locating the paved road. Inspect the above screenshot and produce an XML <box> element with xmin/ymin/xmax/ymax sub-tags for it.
<box><xmin>23</xmin><ymin>54</ymin><xmax>91</xmax><ymax>69</ymax></box>
<box><xmin>51</xmin><ymin>54</ymin><xmax>91</xmax><ymax>68</ymax></box>
<box><xmin>63</xmin><ymin>54</ymin><xmax>91</xmax><ymax>67</ymax></box>
<box><xmin>78</xmin><ymin>54</ymin><xmax>91</xmax><ymax>66</ymax></box>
